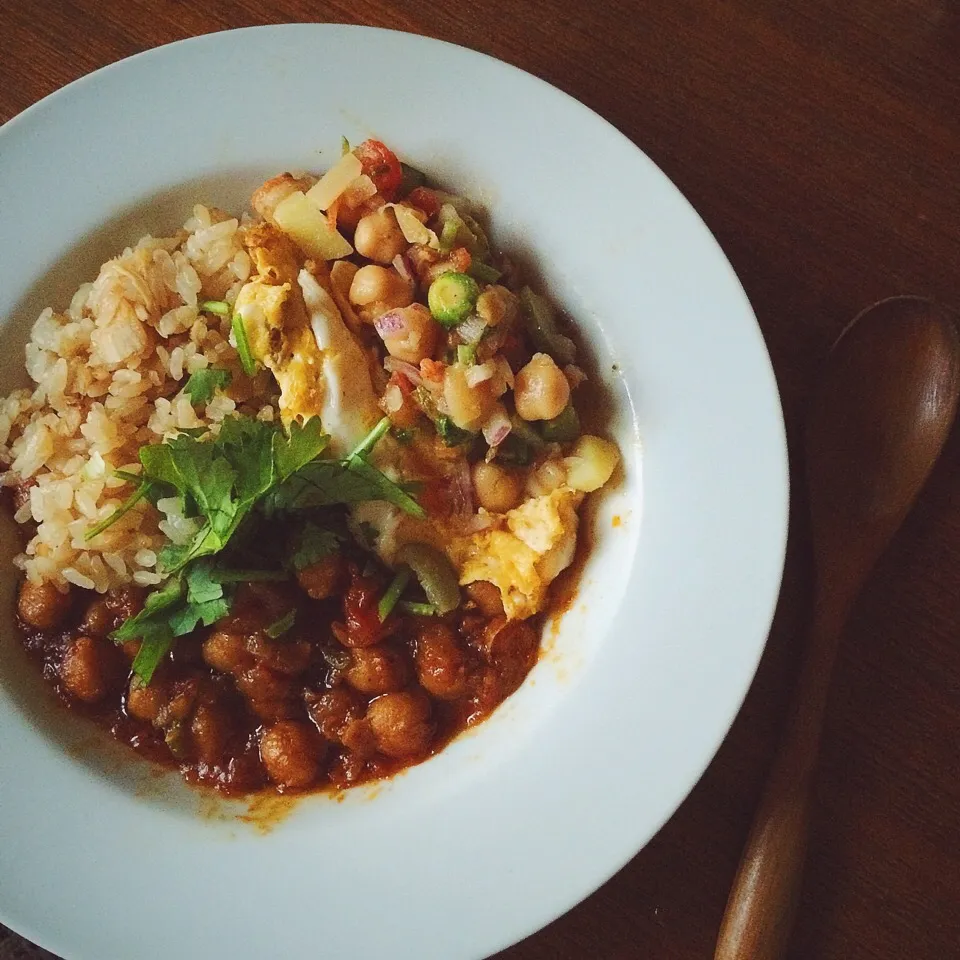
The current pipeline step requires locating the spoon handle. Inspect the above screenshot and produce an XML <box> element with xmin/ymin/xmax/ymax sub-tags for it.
<box><xmin>714</xmin><ymin>600</ymin><xmax>846</xmax><ymax>960</ymax></box>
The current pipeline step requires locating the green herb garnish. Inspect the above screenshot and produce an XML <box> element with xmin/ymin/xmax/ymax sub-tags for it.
<box><xmin>183</xmin><ymin>368</ymin><xmax>232</xmax><ymax>406</ymax></box>
<box><xmin>436</xmin><ymin>415</ymin><xmax>475</xmax><ymax>447</ymax></box>
<box><xmin>231</xmin><ymin>313</ymin><xmax>257</xmax><ymax>376</ymax></box>
<box><xmin>291</xmin><ymin>523</ymin><xmax>343</xmax><ymax>571</ymax></box>
<box><xmin>83</xmin><ymin>480</ymin><xmax>152</xmax><ymax>542</ymax></box>
<box><xmin>265</xmin><ymin>609</ymin><xmax>297</xmax><ymax>639</ymax></box>
<box><xmin>398</xmin><ymin>600</ymin><xmax>438</xmax><ymax>616</ymax></box>
<box><xmin>378</xmin><ymin>567</ymin><xmax>411</xmax><ymax>622</ymax></box>
<box><xmin>110</xmin><ymin>415</ymin><xmax>427</xmax><ymax>682</ymax></box>
<box><xmin>200</xmin><ymin>300</ymin><xmax>231</xmax><ymax>317</ymax></box>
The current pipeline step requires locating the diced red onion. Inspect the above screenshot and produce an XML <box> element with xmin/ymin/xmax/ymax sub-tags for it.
<box><xmin>494</xmin><ymin>356</ymin><xmax>515</xmax><ymax>390</ymax></box>
<box><xmin>456</xmin><ymin>313</ymin><xmax>487</xmax><ymax>344</ymax></box>
<box><xmin>374</xmin><ymin>311</ymin><xmax>407</xmax><ymax>338</ymax></box>
<box><xmin>392</xmin><ymin>253</ymin><xmax>415</xmax><ymax>284</ymax></box>
<box><xmin>465</xmin><ymin>362</ymin><xmax>495</xmax><ymax>388</ymax></box>
<box><xmin>383</xmin><ymin>355</ymin><xmax>423</xmax><ymax>386</ymax></box>
<box><xmin>482</xmin><ymin>406</ymin><xmax>512</xmax><ymax>447</ymax></box>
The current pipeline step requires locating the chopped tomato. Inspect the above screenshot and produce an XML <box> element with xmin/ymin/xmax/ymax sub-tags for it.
<box><xmin>353</xmin><ymin>139</ymin><xmax>403</xmax><ymax>201</ymax></box>
<box><xmin>387</xmin><ymin>370</ymin><xmax>415</xmax><ymax>395</ymax></box>
<box><xmin>407</xmin><ymin>186</ymin><xmax>441</xmax><ymax>218</ymax></box>
<box><xmin>419</xmin><ymin>358</ymin><xmax>446</xmax><ymax>384</ymax></box>
<box><xmin>337</xmin><ymin>565</ymin><xmax>394</xmax><ymax>647</ymax></box>
<box><xmin>448</xmin><ymin>246</ymin><xmax>472</xmax><ymax>274</ymax></box>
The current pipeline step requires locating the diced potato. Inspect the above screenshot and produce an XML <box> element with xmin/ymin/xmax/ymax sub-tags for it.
<box><xmin>563</xmin><ymin>435</ymin><xmax>620</xmax><ymax>492</ymax></box>
<box><xmin>272</xmin><ymin>191</ymin><xmax>353</xmax><ymax>260</ymax></box>
<box><xmin>392</xmin><ymin>204</ymin><xmax>439</xmax><ymax>247</ymax></box>
<box><xmin>305</xmin><ymin>153</ymin><xmax>363</xmax><ymax>210</ymax></box>
<box><xmin>340</xmin><ymin>174</ymin><xmax>378</xmax><ymax>207</ymax></box>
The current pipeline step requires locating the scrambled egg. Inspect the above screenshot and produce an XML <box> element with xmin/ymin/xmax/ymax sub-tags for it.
<box><xmin>235</xmin><ymin>223</ymin><xmax>380</xmax><ymax>454</ymax></box>
<box><xmin>448</xmin><ymin>486</ymin><xmax>583</xmax><ymax>620</ymax></box>
<box><xmin>236</xmin><ymin>223</ymin><xmax>583</xmax><ymax>620</ymax></box>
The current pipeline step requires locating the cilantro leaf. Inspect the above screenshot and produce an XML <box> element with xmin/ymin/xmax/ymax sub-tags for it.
<box><xmin>183</xmin><ymin>368</ymin><xmax>232</xmax><ymax>406</ymax></box>
<box><xmin>345</xmin><ymin>456</ymin><xmax>426</xmax><ymax>518</ymax></box>
<box><xmin>167</xmin><ymin>594</ymin><xmax>231</xmax><ymax>636</ymax></box>
<box><xmin>185</xmin><ymin>559</ymin><xmax>225</xmax><ymax>605</ymax></box>
<box><xmin>111</xmin><ymin>413</ymin><xmax>427</xmax><ymax>682</ymax></box>
<box><xmin>263</xmin><ymin>460</ymin><xmax>391</xmax><ymax>514</ymax></box>
<box><xmin>291</xmin><ymin>523</ymin><xmax>343</xmax><ymax>570</ymax></box>
<box><xmin>130</xmin><ymin>629</ymin><xmax>176</xmax><ymax>685</ymax></box>
<box><xmin>274</xmin><ymin>417</ymin><xmax>329</xmax><ymax>481</ymax></box>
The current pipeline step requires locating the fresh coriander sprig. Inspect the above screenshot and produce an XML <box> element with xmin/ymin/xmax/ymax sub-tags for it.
<box><xmin>110</xmin><ymin>415</ymin><xmax>427</xmax><ymax>683</ymax></box>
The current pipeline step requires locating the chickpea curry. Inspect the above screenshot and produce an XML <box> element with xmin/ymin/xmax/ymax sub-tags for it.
<box><xmin>2</xmin><ymin>138</ymin><xmax>620</xmax><ymax>795</ymax></box>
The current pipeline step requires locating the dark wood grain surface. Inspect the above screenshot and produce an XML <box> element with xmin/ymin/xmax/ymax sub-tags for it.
<box><xmin>2</xmin><ymin>2</ymin><xmax>959</xmax><ymax>958</ymax></box>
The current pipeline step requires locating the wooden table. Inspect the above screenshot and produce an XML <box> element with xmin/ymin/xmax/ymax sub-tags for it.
<box><xmin>2</xmin><ymin>2</ymin><xmax>959</xmax><ymax>958</ymax></box>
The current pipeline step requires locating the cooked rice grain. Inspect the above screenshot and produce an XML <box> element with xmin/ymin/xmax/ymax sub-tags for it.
<box><xmin>0</xmin><ymin>206</ymin><xmax>279</xmax><ymax>592</ymax></box>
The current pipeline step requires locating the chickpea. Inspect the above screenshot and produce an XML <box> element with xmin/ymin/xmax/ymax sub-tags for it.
<box><xmin>202</xmin><ymin>631</ymin><xmax>251</xmax><ymax>675</ymax></box>
<box><xmin>17</xmin><ymin>579</ymin><xmax>71</xmax><ymax>631</ymax></box>
<box><xmin>248</xmin><ymin>698</ymin><xmax>299</xmax><ymax>722</ymax></box>
<box><xmin>156</xmin><ymin>678</ymin><xmax>200</xmax><ymax>728</ymax></box>
<box><xmin>246</xmin><ymin>636</ymin><xmax>312</xmax><ymax>676</ymax></box>
<box><xmin>305</xmin><ymin>687</ymin><xmax>366</xmax><ymax>744</ymax></box>
<box><xmin>479</xmin><ymin>618</ymin><xmax>539</xmax><ymax>697</ymax></box>
<box><xmin>126</xmin><ymin>678</ymin><xmax>169</xmax><ymax>724</ymax></box>
<box><xmin>251</xmin><ymin>172</ymin><xmax>316</xmax><ymax>223</ymax></box>
<box><xmin>472</xmin><ymin>461</ymin><xmax>524</xmax><ymax>513</ymax></box>
<box><xmin>476</xmin><ymin>285</ymin><xmax>519</xmax><ymax>328</ymax></box>
<box><xmin>60</xmin><ymin>636</ymin><xmax>114</xmax><ymax>704</ymax></box>
<box><xmin>354</xmin><ymin>207</ymin><xmax>407</xmax><ymax>264</ymax></box>
<box><xmin>235</xmin><ymin>664</ymin><xmax>295</xmax><ymax>702</ymax></box>
<box><xmin>105</xmin><ymin>585</ymin><xmax>145</xmax><ymax>624</ymax></box>
<box><xmin>340</xmin><ymin>718</ymin><xmax>378</xmax><ymax>759</ymax></box>
<box><xmin>345</xmin><ymin>645</ymin><xmax>409</xmax><ymax>695</ymax></box>
<box><xmin>443</xmin><ymin>363</ymin><xmax>496</xmax><ymax>431</ymax></box>
<box><xmin>415</xmin><ymin>623</ymin><xmax>469</xmax><ymax>700</ymax></box>
<box><xmin>348</xmin><ymin>265</ymin><xmax>414</xmax><ymax>312</ymax></box>
<box><xmin>79</xmin><ymin>598</ymin><xmax>112</xmax><ymax>637</ymax></box>
<box><xmin>259</xmin><ymin>720</ymin><xmax>323</xmax><ymax>789</ymax></box>
<box><xmin>366</xmin><ymin>691</ymin><xmax>434</xmax><ymax>759</ymax></box>
<box><xmin>190</xmin><ymin>702</ymin><xmax>230</xmax><ymax>765</ymax></box>
<box><xmin>376</xmin><ymin>303</ymin><xmax>439</xmax><ymax>365</ymax></box>
<box><xmin>514</xmin><ymin>353</ymin><xmax>571</xmax><ymax>421</ymax></box>
<box><xmin>297</xmin><ymin>555</ymin><xmax>345</xmax><ymax>601</ymax></box>
<box><xmin>464</xmin><ymin>581</ymin><xmax>505</xmax><ymax>618</ymax></box>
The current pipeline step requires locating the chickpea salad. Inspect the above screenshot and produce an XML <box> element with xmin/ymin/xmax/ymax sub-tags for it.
<box><xmin>1</xmin><ymin>138</ymin><xmax>621</xmax><ymax>794</ymax></box>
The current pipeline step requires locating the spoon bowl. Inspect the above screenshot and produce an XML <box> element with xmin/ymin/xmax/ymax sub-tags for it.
<box><xmin>808</xmin><ymin>295</ymin><xmax>960</xmax><ymax>596</ymax></box>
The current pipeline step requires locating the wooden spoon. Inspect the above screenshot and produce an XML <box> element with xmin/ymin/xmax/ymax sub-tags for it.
<box><xmin>714</xmin><ymin>295</ymin><xmax>960</xmax><ymax>960</ymax></box>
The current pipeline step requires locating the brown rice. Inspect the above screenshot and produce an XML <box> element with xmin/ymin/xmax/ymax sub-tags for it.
<box><xmin>0</xmin><ymin>204</ymin><xmax>277</xmax><ymax>593</ymax></box>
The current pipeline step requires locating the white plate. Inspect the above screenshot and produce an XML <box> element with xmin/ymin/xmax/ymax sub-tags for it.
<box><xmin>0</xmin><ymin>24</ymin><xmax>787</xmax><ymax>960</ymax></box>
